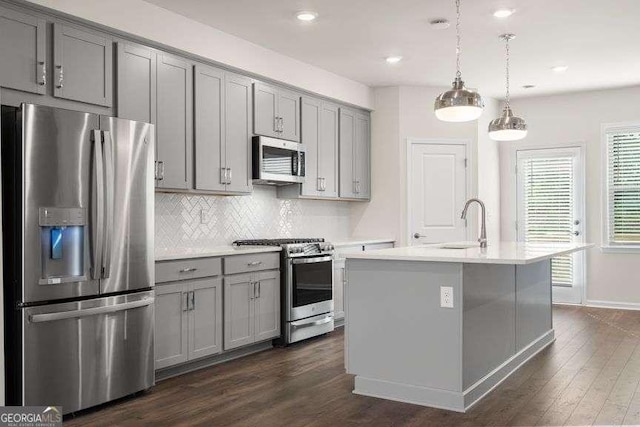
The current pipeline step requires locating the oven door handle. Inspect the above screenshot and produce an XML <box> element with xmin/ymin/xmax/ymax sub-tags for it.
<box><xmin>291</xmin><ymin>256</ymin><xmax>334</xmax><ymax>265</ymax></box>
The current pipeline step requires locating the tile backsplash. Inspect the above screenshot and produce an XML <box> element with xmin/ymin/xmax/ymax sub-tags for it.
<box><xmin>155</xmin><ymin>186</ymin><xmax>352</xmax><ymax>250</ymax></box>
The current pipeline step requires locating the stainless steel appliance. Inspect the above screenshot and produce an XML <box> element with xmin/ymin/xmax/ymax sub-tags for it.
<box><xmin>1</xmin><ymin>104</ymin><xmax>155</xmax><ymax>414</ymax></box>
<box><xmin>252</xmin><ymin>136</ymin><xmax>306</xmax><ymax>185</ymax></box>
<box><xmin>234</xmin><ymin>238</ymin><xmax>334</xmax><ymax>344</ymax></box>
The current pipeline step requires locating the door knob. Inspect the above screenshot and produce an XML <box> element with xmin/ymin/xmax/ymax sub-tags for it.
<box><xmin>413</xmin><ymin>233</ymin><xmax>425</xmax><ymax>239</ymax></box>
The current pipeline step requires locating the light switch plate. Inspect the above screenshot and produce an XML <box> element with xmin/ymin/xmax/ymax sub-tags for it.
<box><xmin>440</xmin><ymin>286</ymin><xmax>454</xmax><ymax>308</ymax></box>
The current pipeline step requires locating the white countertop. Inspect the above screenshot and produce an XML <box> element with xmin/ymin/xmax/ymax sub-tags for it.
<box><xmin>155</xmin><ymin>245</ymin><xmax>281</xmax><ymax>261</ymax></box>
<box><xmin>332</xmin><ymin>238</ymin><xmax>395</xmax><ymax>247</ymax></box>
<box><xmin>345</xmin><ymin>241</ymin><xmax>594</xmax><ymax>265</ymax></box>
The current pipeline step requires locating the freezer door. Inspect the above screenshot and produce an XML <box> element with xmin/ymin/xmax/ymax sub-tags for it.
<box><xmin>99</xmin><ymin>116</ymin><xmax>154</xmax><ymax>294</ymax></box>
<box><xmin>22</xmin><ymin>104</ymin><xmax>100</xmax><ymax>303</ymax></box>
<box><xmin>22</xmin><ymin>291</ymin><xmax>155</xmax><ymax>414</ymax></box>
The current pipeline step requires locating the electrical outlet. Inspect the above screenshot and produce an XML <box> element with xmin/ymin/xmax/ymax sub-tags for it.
<box><xmin>440</xmin><ymin>286</ymin><xmax>454</xmax><ymax>308</ymax></box>
<box><xmin>200</xmin><ymin>208</ymin><xmax>209</xmax><ymax>224</ymax></box>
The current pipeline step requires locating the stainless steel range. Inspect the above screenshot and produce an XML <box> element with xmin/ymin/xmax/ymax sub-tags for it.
<box><xmin>234</xmin><ymin>238</ymin><xmax>335</xmax><ymax>344</ymax></box>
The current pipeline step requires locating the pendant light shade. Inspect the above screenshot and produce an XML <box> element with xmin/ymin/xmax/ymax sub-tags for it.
<box><xmin>434</xmin><ymin>0</ymin><xmax>484</xmax><ymax>122</ymax></box>
<box><xmin>488</xmin><ymin>34</ymin><xmax>527</xmax><ymax>141</ymax></box>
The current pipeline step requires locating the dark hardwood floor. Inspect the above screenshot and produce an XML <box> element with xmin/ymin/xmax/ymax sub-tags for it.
<box><xmin>65</xmin><ymin>305</ymin><xmax>640</xmax><ymax>426</ymax></box>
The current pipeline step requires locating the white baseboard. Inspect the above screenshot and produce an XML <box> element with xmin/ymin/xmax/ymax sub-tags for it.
<box><xmin>585</xmin><ymin>299</ymin><xmax>640</xmax><ymax>311</ymax></box>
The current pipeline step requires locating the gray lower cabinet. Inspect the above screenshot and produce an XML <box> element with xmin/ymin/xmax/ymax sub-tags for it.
<box><xmin>253</xmin><ymin>82</ymin><xmax>300</xmax><ymax>142</ymax></box>
<box><xmin>194</xmin><ymin>64</ymin><xmax>252</xmax><ymax>193</ymax></box>
<box><xmin>224</xmin><ymin>270</ymin><xmax>280</xmax><ymax>351</ymax></box>
<box><xmin>52</xmin><ymin>23</ymin><xmax>112</xmax><ymax>106</ymax></box>
<box><xmin>339</xmin><ymin>108</ymin><xmax>370</xmax><ymax>200</ymax></box>
<box><xmin>155</xmin><ymin>277</ymin><xmax>223</xmax><ymax>370</ymax></box>
<box><xmin>116</xmin><ymin>41</ymin><xmax>156</xmax><ymax>124</ymax></box>
<box><xmin>300</xmin><ymin>97</ymin><xmax>339</xmax><ymax>198</ymax></box>
<box><xmin>0</xmin><ymin>5</ymin><xmax>46</xmax><ymax>95</ymax></box>
<box><xmin>156</xmin><ymin>53</ymin><xmax>193</xmax><ymax>190</ymax></box>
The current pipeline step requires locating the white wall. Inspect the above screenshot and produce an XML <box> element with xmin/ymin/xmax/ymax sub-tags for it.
<box><xmin>500</xmin><ymin>86</ymin><xmax>640</xmax><ymax>305</ymax></box>
<box><xmin>24</xmin><ymin>0</ymin><xmax>374</xmax><ymax>110</ymax></box>
<box><xmin>351</xmin><ymin>86</ymin><xmax>501</xmax><ymax>246</ymax></box>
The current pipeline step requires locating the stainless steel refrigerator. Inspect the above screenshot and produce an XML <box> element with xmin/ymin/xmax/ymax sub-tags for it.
<box><xmin>1</xmin><ymin>103</ymin><xmax>155</xmax><ymax>414</ymax></box>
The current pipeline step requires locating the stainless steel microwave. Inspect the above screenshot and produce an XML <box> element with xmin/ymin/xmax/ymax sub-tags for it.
<box><xmin>252</xmin><ymin>136</ymin><xmax>306</xmax><ymax>185</ymax></box>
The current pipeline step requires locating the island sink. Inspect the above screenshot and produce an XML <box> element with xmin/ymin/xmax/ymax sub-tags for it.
<box><xmin>344</xmin><ymin>241</ymin><xmax>593</xmax><ymax>412</ymax></box>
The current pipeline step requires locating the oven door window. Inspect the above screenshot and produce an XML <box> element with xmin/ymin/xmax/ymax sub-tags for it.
<box><xmin>292</xmin><ymin>259</ymin><xmax>332</xmax><ymax>307</ymax></box>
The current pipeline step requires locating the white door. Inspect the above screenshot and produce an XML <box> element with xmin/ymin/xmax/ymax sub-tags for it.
<box><xmin>409</xmin><ymin>142</ymin><xmax>468</xmax><ymax>245</ymax></box>
<box><xmin>516</xmin><ymin>147</ymin><xmax>585</xmax><ymax>304</ymax></box>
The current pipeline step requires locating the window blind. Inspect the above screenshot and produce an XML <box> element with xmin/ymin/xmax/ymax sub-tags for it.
<box><xmin>521</xmin><ymin>157</ymin><xmax>574</xmax><ymax>287</ymax></box>
<box><xmin>606</xmin><ymin>129</ymin><xmax>640</xmax><ymax>245</ymax></box>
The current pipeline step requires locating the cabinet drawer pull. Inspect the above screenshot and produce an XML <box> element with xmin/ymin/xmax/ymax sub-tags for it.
<box><xmin>38</xmin><ymin>62</ymin><xmax>46</xmax><ymax>86</ymax></box>
<box><xmin>247</xmin><ymin>261</ymin><xmax>263</xmax><ymax>267</ymax></box>
<box><xmin>56</xmin><ymin>64</ymin><xmax>64</xmax><ymax>89</ymax></box>
<box><xmin>179</xmin><ymin>267</ymin><xmax>198</xmax><ymax>273</ymax></box>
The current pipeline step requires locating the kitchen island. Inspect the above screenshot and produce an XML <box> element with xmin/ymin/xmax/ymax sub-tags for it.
<box><xmin>344</xmin><ymin>241</ymin><xmax>593</xmax><ymax>412</ymax></box>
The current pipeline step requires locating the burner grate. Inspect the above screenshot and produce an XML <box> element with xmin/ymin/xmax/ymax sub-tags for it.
<box><xmin>233</xmin><ymin>238</ymin><xmax>324</xmax><ymax>246</ymax></box>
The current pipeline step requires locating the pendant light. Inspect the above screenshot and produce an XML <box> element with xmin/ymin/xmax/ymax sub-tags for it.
<box><xmin>434</xmin><ymin>0</ymin><xmax>484</xmax><ymax>122</ymax></box>
<box><xmin>488</xmin><ymin>34</ymin><xmax>528</xmax><ymax>141</ymax></box>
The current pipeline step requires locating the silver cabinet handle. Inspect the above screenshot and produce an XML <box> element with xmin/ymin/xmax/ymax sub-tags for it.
<box><xmin>29</xmin><ymin>298</ymin><xmax>154</xmax><ymax>323</ymax></box>
<box><xmin>220</xmin><ymin>167</ymin><xmax>227</xmax><ymax>184</ymax></box>
<box><xmin>227</xmin><ymin>167</ymin><xmax>232</xmax><ymax>184</ymax></box>
<box><xmin>38</xmin><ymin>61</ymin><xmax>46</xmax><ymax>86</ymax></box>
<box><xmin>182</xmin><ymin>292</ymin><xmax>189</xmax><ymax>312</ymax></box>
<box><xmin>274</xmin><ymin>117</ymin><xmax>279</xmax><ymax>132</ymax></box>
<box><xmin>256</xmin><ymin>281</ymin><xmax>261</xmax><ymax>298</ymax></box>
<box><xmin>56</xmin><ymin>64</ymin><xmax>63</xmax><ymax>88</ymax></box>
<box><xmin>317</xmin><ymin>177</ymin><xmax>323</xmax><ymax>191</ymax></box>
<box><xmin>322</xmin><ymin>178</ymin><xmax>327</xmax><ymax>191</ymax></box>
<box><xmin>157</xmin><ymin>161</ymin><xmax>165</xmax><ymax>180</ymax></box>
<box><xmin>247</xmin><ymin>261</ymin><xmax>263</xmax><ymax>266</ymax></box>
<box><xmin>249</xmin><ymin>282</ymin><xmax>255</xmax><ymax>300</ymax></box>
<box><xmin>179</xmin><ymin>267</ymin><xmax>198</xmax><ymax>273</ymax></box>
<box><xmin>279</xmin><ymin>117</ymin><xmax>284</xmax><ymax>133</ymax></box>
<box><xmin>190</xmin><ymin>291</ymin><xmax>195</xmax><ymax>311</ymax></box>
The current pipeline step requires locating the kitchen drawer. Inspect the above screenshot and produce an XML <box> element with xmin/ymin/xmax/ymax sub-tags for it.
<box><xmin>224</xmin><ymin>252</ymin><xmax>279</xmax><ymax>275</ymax></box>
<box><xmin>156</xmin><ymin>257</ymin><xmax>222</xmax><ymax>283</ymax></box>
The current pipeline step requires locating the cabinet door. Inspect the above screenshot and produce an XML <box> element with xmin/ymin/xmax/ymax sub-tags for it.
<box><xmin>224</xmin><ymin>274</ymin><xmax>255</xmax><ymax>350</ymax></box>
<box><xmin>254</xmin><ymin>271</ymin><xmax>281</xmax><ymax>342</ymax></box>
<box><xmin>155</xmin><ymin>283</ymin><xmax>189</xmax><ymax>369</ymax></box>
<box><xmin>300</xmin><ymin>96</ymin><xmax>321</xmax><ymax>197</ymax></box>
<box><xmin>189</xmin><ymin>277</ymin><xmax>223</xmax><ymax>360</ymax></box>
<box><xmin>253</xmin><ymin>82</ymin><xmax>278</xmax><ymax>138</ymax></box>
<box><xmin>116</xmin><ymin>42</ymin><xmax>156</xmax><ymax>124</ymax></box>
<box><xmin>225</xmin><ymin>73</ymin><xmax>253</xmax><ymax>194</ymax></box>
<box><xmin>278</xmin><ymin>89</ymin><xmax>301</xmax><ymax>142</ymax></box>
<box><xmin>333</xmin><ymin>261</ymin><xmax>346</xmax><ymax>320</ymax></box>
<box><xmin>354</xmin><ymin>111</ymin><xmax>371</xmax><ymax>199</ymax></box>
<box><xmin>319</xmin><ymin>102</ymin><xmax>340</xmax><ymax>198</ymax></box>
<box><xmin>156</xmin><ymin>54</ymin><xmax>193</xmax><ymax>190</ymax></box>
<box><xmin>0</xmin><ymin>6</ymin><xmax>46</xmax><ymax>94</ymax></box>
<box><xmin>339</xmin><ymin>108</ymin><xmax>356</xmax><ymax>198</ymax></box>
<box><xmin>194</xmin><ymin>64</ymin><xmax>225</xmax><ymax>192</ymax></box>
<box><xmin>53</xmin><ymin>23</ymin><xmax>112</xmax><ymax>106</ymax></box>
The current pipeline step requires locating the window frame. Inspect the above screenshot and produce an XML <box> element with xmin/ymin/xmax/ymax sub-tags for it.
<box><xmin>601</xmin><ymin>122</ymin><xmax>640</xmax><ymax>253</ymax></box>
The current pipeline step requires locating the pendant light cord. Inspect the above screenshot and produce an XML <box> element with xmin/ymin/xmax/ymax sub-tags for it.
<box><xmin>505</xmin><ymin>36</ymin><xmax>510</xmax><ymax>108</ymax></box>
<box><xmin>455</xmin><ymin>0</ymin><xmax>461</xmax><ymax>79</ymax></box>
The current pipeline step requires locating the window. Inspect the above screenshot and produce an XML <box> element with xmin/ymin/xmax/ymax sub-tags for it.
<box><xmin>603</xmin><ymin>125</ymin><xmax>640</xmax><ymax>250</ymax></box>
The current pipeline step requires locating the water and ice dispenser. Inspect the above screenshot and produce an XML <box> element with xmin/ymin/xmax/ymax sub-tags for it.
<box><xmin>39</xmin><ymin>207</ymin><xmax>86</xmax><ymax>284</ymax></box>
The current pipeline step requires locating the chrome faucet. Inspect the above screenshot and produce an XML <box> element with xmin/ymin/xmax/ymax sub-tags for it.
<box><xmin>461</xmin><ymin>198</ymin><xmax>487</xmax><ymax>248</ymax></box>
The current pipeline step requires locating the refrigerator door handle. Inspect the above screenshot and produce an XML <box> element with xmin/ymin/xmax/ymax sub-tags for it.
<box><xmin>91</xmin><ymin>130</ymin><xmax>105</xmax><ymax>280</ymax></box>
<box><xmin>101</xmin><ymin>130</ymin><xmax>114</xmax><ymax>279</ymax></box>
<box><xmin>28</xmin><ymin>297</ymin><xmax>154</xmax><ymax>323</ymax></box>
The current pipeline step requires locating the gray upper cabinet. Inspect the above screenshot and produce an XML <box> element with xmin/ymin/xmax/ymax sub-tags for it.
<box><xmin>300</xmin><ymin>97</ymin><xmax>339</xmax><ymax>198</ymax></box>
<box><xmin>188</xmin><ymin>278</ymin><xmax>223</xmax><ymax>360</ymax></box>
<box><xmin>156</xmin><ymin>53</ymin><xmax>193</xmax><ymax>190</ymax></box>
<box><xmin>253</xmin><ymin>82</ymin><xmax>300</xmax><ymax>142</ymax></box>
<box><xmin>339</xmin><ymin>107</ymin><xmax>370</xmax><ymax>200</ymax></box>
<box><xmin>0</xmin><ymin>6</ymin><xmax>46</xmax><ymax>95</ymax></box>
<box><xmin>224</xmin><ymin>73</ymin><xmax>253</xmax><ymax>193</ymax></box>
<box><xmin>194</xmin><ymin>64</ymin><xmax>225</xmax><ymax>192</ymax></box>
<box><xmin>53</xmin><ymin>23</ymin><xmax>112</xmax><ymax>106</ymax></box>
<box><xmin>116</xmin><ymin>42</ymin><xmax>156</xmax><ymax>124</ymax></box>
<box><xmin>155</xmin><ymin>282</ymin><xmax>189</xmax><ymax>370</ymax></box>
<box><xmin>194</xmin><ymin>66</ymin><xmax>252</xmax><ymax>194</ymax></box>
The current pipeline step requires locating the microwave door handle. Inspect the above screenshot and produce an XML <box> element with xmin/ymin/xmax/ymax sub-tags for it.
<box><xmin>101</xmin><ymin>130</ymin><xmax>114</xmax><ymax>279</ymax></box>
<box><xmin>90</xmin><ymin>130</ymin><xmax>105</xmax><ymax>280</ymax></box>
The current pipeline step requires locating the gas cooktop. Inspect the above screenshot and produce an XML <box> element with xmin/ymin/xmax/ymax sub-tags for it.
<box><xmin>233</xmin><ymin>238</ymin><xmax>325</xmax><ymax>246</ymax></box>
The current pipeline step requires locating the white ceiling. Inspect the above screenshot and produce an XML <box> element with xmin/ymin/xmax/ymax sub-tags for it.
<box><xmin>146</xmin><ymin>0</ymin><xmax>640</xmax><ymax>99</ymax></box>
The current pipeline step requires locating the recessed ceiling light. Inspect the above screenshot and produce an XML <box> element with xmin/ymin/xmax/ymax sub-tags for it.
<box><xmin>385</xmin><ymin>56</ymin><xmax>403</xmax><ymax>64</ymax></box>
<box><xmin>429</xmin><ymin>19</ymin><xmax>450</xmax><ymax>30</ymax></box>
<box><xmin>493</xmin><ymin>9</ymin><xmax>515</xmax><ymax>18</ymax></box>
<box><xmin>296</xmin><ymin>11</ymin><xmax>318</xmax><ymax>22</ymax></box>
<box><xmin>551</xmin><ymin>65</ymin><xmax>569</xmax><ymax>73</ymax></box>
<box><xmin>522</xmin><ymin>84</ymin><xmax>536</xmax><ymax>89</ymax></box>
